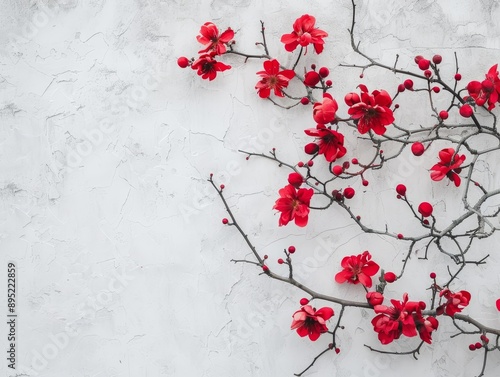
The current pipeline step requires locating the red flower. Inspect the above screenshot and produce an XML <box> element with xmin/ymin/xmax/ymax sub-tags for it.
<box><xmin>414</xmin><ymin>314</ymin><xmax>439</xmax><ymax>344</ymax></box>
<box><xmin>312</xmin><ymin>93</ymin><xmax>338</xmax><ymax>124</ymax></box>
<box><xmin>430</xmin><ymin>148</ymin><xmax>466</xmax><ymax>187</ymax></box>
<box><xmin>347</xmin><ymin>85</ymin><xmax>394</xmax><ymax>135</ymax></box>
<box><xmin>304</xmin><ymin>125</ymin><xmax>346</xmax><ymax>162</ymax></box>
<box><xmin>466</xmin><ymin>64</ymin><xmax>500</xmax><ymax>110</ymax></box>
<box><xmin>197</xmin><ymin>22</ymin><xmax>234</xmax><ymax>55</ymax></box>
<box><xmin>273</xmin><ymin>184</ymin><xmax>314</xmax><ymax>227</ymax></box>
<box><xmin>439</xmin><ymin>289</ymin><xmax>471</xmax><ymax>316</ymax></box>
<box><xmin>371</xmin><ymin>293</ymin><xmax>425</xmax><ymax>344</ymax></box>
<box><xmin>191</xmin><ymin>54</ymin><xmax>231</xmax><ymax>81</ymax></box>
<box><xmin>291</xmin><ymin>305</ymin><xmax>334</xmax><ymax>341</ymax></box>
<box><xmin>335</xmin><ymin>250</ymin><xmax>380</xmax><ymax>288</ymax></box>
<box><xmin>281</xmin><ymin>14</ymin><xmax>328</xmax><ymax>54</ymax></box>
<box><xmin>255</xmin><ymin>59</ymin><xmax>295</xmax><ymax>98</ymax></box>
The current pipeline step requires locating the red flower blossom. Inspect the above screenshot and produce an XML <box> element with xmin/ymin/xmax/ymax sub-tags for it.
<box><xmin>466</xmin><ymin>64</ymin><xmax>500</xmax><ymax>110</ymax></box>
<box><xmin>197</xmin><ymin>22</ymin><xmax>234</xmax><ymax>55</ymax></box>
<box><xmin>439</xmin><ymin>289</ymin><xmax>471</xmax><ymax>316</ymax></box>
<box><xmin>414</xmin><ymin>314</ymin><xmax>439</xmax><ymax>344</ymax></box>
<box><xmin>191</xmin><ymin>54</ymin><xmax>231</xmax><ymax>81</ymax></box>
<box><xmin>304</xmin><ymin>125</ymin><xmax>346</xmax><ymax>162</ymax></box>
<box><xmin>291</xmin><ymin>305</ymin><xmax>334</xmax><ymax>341</ymax></box>
<box><xmin>281</xmin><ymin>14</ymin><xmax>328</xmax><ymax>54</ymax></box>
<box><xmin>430</xmin><ymin>148</ymin><xmax>466</xmax><ymax>187</ymax></box>
<box><xmin>347</xmin><ymin>85</ymin><xmax>394</xmax><ymax>135</ymax></box>
<box><xmin>312</xmin><ymin>93</ymin><xmax>338</xmax><ymax>124</ymax></box>
<box><xmin>255</xmin><ymin>59</ymin><xmax>295</xmax><ymax>98</ymax></box>
<box><xmin>371</xmin><ymin>293</ymin><xmax>425</xmax><ymax>344</ymax></box>
<box><xmin>335</xmin><ymin>250</ymin><xmax>379</xmax><ymax>288</ymax></box>
<box><xmin>273</xmin><ymin>184</ymin><xmax>314</xmax><ymax>227</ymax></box>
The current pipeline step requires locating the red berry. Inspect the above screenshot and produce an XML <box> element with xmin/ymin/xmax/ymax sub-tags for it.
<box><xmin>220</xmin><ymin>184</ymin><xmax>225</xmax><ymax>189</ymax></box>
<box><xmin>362</xmin><ymin>180</ymin><xmax>369</xmax><ymax>187</ymax></box>
<box><xmin>351</xmin><ymin>158</ymin><xmax>359</xmax><ymax>164</ymax></box>
<box><xmin>384</xmin><ymin>272</ymin><xmax>397</xmax><ymax>283</ymax></box>
<box><xmin>311</xmin><ymin>64</ymin><xmax>316</xmax><ymax>70</ymax></box>
<box><xmin>424</xmin><ymin>69</ymin><xmax>432</xmax><ymax>78</ymax></box>
<box><xmin>325</xmin><ymin>80</ymin><xmax>333</xmax><ymax>87</ymax></box>
<box><xmin>297</xmin><ymin>162</ymin><xmax>304</xmax><ymax>168</ymax></box>
<box><xmin>396</xmin><ymin>184</ymin><xmax>407</xmax><ymax>196</ymax></box>
<box><xmin>262</xmin><ymin>265</ymin><xmax>269</xmax><ymax>272</ymax></box>
<box><xmin>356</xmin><ymin>215</ymin><xmax>361</xmax><ymax>220</ymax></box>
<box><xmin>222</xmin><ymin>218</ymin><xmax>229</xmax><ymax>224</ymax></box>
<box><xmin>335</xmin><ymin>192</ymin><xmax>343</xmax><ymax>201</ymax></box>
<box><xmin>411</xmin><ymin>142</ymin><xmax>425</xmax><ymax>156</ymax></box>
<box><xmin>432</xmin><ymin>86</ymin><xmax>440</xmax><ymax>93</ymax></box>
<box><xmin>480</xmin><ymin>334</ymin><xmax>490</xmax><ymax>344</ymax></box>
<box><xmin>397</xmin><ymin>233</ymin><xmax>404</xmax><ymax>239</ymax></box>
<box><xmin>459</xmin><ymin>104</ymin><xmax>473</xmax><ymax>118</ymax></box>
<box><xmin>332</xmin><ymin>165</ymin><xmax>343</xmax><ymax>176</ymax></box>
<box><xmin>418</xmin><ymin>202</ymin><xmax>433</xmax><ymax>217</ymax></box>
<box><xmin>328</xmin><ymin>343</ymin><xmax>334</xmax><ymax>349</ymax></box>
<box><xmin>423</xmin><ymin>219</ymin><xmax>429</xmax><ymax>225</ymax></box>
<box><xmin>300</xmin><ymin>97</ymin><xmax>310</xmax><ymax>105</ymax></box>
<box><xmin>300</xmin><ymin>298</ymin><xmax>309</xmax><ymax>305</ymax></box>
<box><xmin>475</xmin><ymin>342</ymin><xmax>482</xmax><ymax>349</ymax></box>
<box><xmin>344</xmin><ymin>187</ymin><xmax>355</xmax><ymax>199</ymax></box>
<box><xmin>177</xmin><ymin>56</ymin><xmax>190</xmax><ymax>68</ymax></box>
<box><xmin>335</xmin><ymin>348</ymin><xmax>341</xmax><ymax>354</ymax></box>
<box><xmin>430</xmin><ymin>272</ymin><xmax>436</xmax><ymax>279</ymax></box>
<box><xmin>359</xmin><ymin>73</ymin><xmax>364</xmax><ymax>78</ymax></box>
<box><xmin>307</xmin><ymin>160</ymin><xmax>314</xmax><ymax>167</ymax></box>
<box><xmin>288</xmin><ymin>246</ymin><xmax>296</xmax><ymax>254</ymax></box>
<box><xmin>319</xmin><ymin>67</ymin><xmax>330</xmax><ymax>78</ymax></box>
<box><xmin>304</xmin><ymin>143</ymin><xmax>319</xmax><ymax>155</ymax></box>
<box><xmin>343</xmin><ymin>161</ymin><xmax>350</xmax><ymax>169</ymax></box>
<box><xmin>432</xmin><ymin>55</ymin><xmax>442</xmax><ymax>64</ymax></box>
<box><xmin>263</xmin><ymin>255</ymin><xmax>268</xmax><ymax>259</ymax></box>
<box><xmin>304</xmin><ymin>71</ymin><xmax>320</xmax><ymax>87</ymax></box>
<box><xmin>469</xmin><ymin>344</ymin><xmax>476</xmax><ymax>351</ymax></box>
<box><xmin>404</xmin><ymin>79</ymin><xmax>414</xmax><ymax>89</ymax></box>
<box><xmin>439</xmin><ymin>110</ymin><xmax>449</xmax><ymax>120</ymax></box>
<box><xmin>418</xmin><ymin>59</ymin><xmax>430</xmax><ymax>70</ymax></box>
<box><xmin>454</xmin><ymin>73</ymin><xmax>462</xmax><ymax>81</ymax></box>
<box><xmin>278</xmin><ymin>258</ymin><xmax>284</xmax><ymax>264</ymax></box>
<box><xmin>397</xmin><ymin>84</ymin><xmax>406</xmax><ymax>93</ymax></box>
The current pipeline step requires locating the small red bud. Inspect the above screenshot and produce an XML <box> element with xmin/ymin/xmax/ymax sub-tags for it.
<box><xmin>439</xmin><ymin>110</ymin><xmax>449</xmax><ymax>120</ymax></box>
<box><xmin>430</xmin><ymin>272</ymin><xmax>436</xmax><ymax>279</ymax></box>
<box><xmin>220</xmin><ymin>184</ymin><xmax>225</xmax><ymax>190</ymax></box>
<box><xmin>411</xmin><ymin>142</ymin><xmax>425</xmax><ymax>156</ymax></box>
<box><xmin>414</xmin><ymin>55</ymin><xmax>424</xmax><ymax>64</ymax></box>
<box><xmin>432</xmin><ymin>55</ymin><xmax>442</xmax><ymax>64</ymax></box>
<box><xmin>263</xmin><ymin>255</ymin><xmax>268</xmax><ymax>259</ymax></box>
<box><xmin>311</xmin><ymin>64</ymin><xmax>316</xmax><ymax>70</ymax></box>
<box><xmin>351</xmin><ymin>158</ymin><xmax>359</xmax><ymax>164</ymax></box>
<box><xmin>475</xmin><ymin>342</ymin><xmax>482</xmax><ymax>349</ymax></box>
<box><xmin>344</xmin><ymin>187</ymin><xmax>355</xmax><ymax>199</ymax></box>
<box><xmin>454</xmin><ymin>73</ymin><xmax>462</xmax><ymax>81</ymax></box>
<box><xmin>356</xmin><ymin>215</ymin><xmax>361</xmax><ymax>220</ymax></box>
<box><xmin>359</xmin><ymin>73</ymin><xmax>364</xmax><ymax>78</ymax></box>
<box><xmin>432</xmin><ymin>86</ymin><xmax>440</xmax><ymax>93</ymax></box>
<box><xmin>397</xmin><ymin>233</ymin><xmax>404</xmax><ymax>239</ymax></box>
<box><xmin>396</xmin><ymin>194</ymin><xmax>401</xmax><ymax>199</ymax></box>
<box><xmin>300</xmin><ymin>298</ymin><xmax>309</xmax><ymax>306</ymax></box>
<box><xmin>404</xmin><ymin>79</ymin><xmax>414</xmax><ymax>89</ymax></box>
<box><xmin>469</xmin><ymin>344</ymin><xmax>476</xmax><ymax>351</ymax></box>
<box><xmin>177</xmin><ymin>56</ymin><xmax>190</xmax><ymax>68</ymax></box>
<box><xmin>300</xmin><ymin>97</ymin><xmax>310</xmax><ymax>105</ymax></box>
<box><xmin>418</xmin><ymin>202</ymin><xmax>433</xmax><ymax>217</ymax></box>
<box><xmin>222</xmin><ymin>218</ymin><xmax>229</xmax><ymax>224</ymax></box>
<box><xmin>288</xmin><ymin>246</ymin><xmax>296</xmax><ymax>254</ymax></box>
<box><xmin>396</xmin><ymin>184</ymin><xmax>407</xmax><ymax>196</ymax></box>
<box><xmin>298</xmin><ymin>161</ymin><xmax>304</xmax><ymax>167</ymax></box>
<box><xmin>423</xmin><ymin>219</ymin><xmax>429</xmax><ymax>225</ymax></box>
<box><xmin>332</xmin><ymin>165</ymin><xmax>343</xmax><ymax>176</ymax></box>
<box><xmin>397</xmin><ymin>84</ymin><xmax>406</xmax><ymax>93</ymax></box>
<box><xmin>278</xmin><ymin>258</ymin><xmax>284</xmax><ymax>264</ymax></box>
<box><xmin>418</xmin><ymin>59</ymin><xmax>430</xmax><ymax>70</ymax></box>
<box><xmin>328</xmin><ymin>343</ymin><xmax>334</xmax><ymax>349</ymax></box>
<box><xmin>319</xmin><ymin>67</ymin><xmax>330</xmax><ymax>78</ymax></box>
<box><xmin>362</xmin><ymin>180</ymin><xmax>369</xmax><ymax>187</ymax></box>
<box><xmin>262</xmin><ymin>265</ymin><xmax>269</xmax><ymax>272</ymax></box>
<box><xmin>459</xmin><ymin>104</ymin><xmax>473</xmax><ymax>118</ymax></box>
<box><xmin>325</xmin><ymin>79</ymin><xmax>333</xmax><ymax>86</ymax></box>
<box><xmin>335</xmin><ymin>348</ymin><xmax>341</xmax><ymax>354</ymax></box>
<box><xmin>424</xmin><ymin>69</ymin><xmax>432</xmax><ymax>78</ymax></box>
<box><xmin>480</xmin><ymin>334</ymin><xmax>490</xmax><ymax>344</ymax></box>
<box><xmin>307</xmin><ymin>160</ymin><xmax>314</xmax><ymax>167</ymax></box>
<box><xmin>343</xmin><ymin>161</ymin><xmax>350</xmax><ymax>169</ymax></box>
<box><xmin>394</xmin><ymin>104</ymin><xmax>399</xmax><ymax>109</ymax></box>
<box><xmin>384</xmin><ymin>272</ymin><xmax>397</xmax><ymax>283</ymax></box>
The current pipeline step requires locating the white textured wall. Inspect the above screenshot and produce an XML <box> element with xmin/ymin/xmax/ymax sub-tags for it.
<box><xmin>1</xmin><ymin>0</ymin><xmax>500</xmax><ymax>376</ymax></box>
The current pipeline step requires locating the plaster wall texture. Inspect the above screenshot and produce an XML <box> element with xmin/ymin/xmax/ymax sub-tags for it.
<box><xmin>1</xmin><ymin>0</ymin><xmax>500</xmax><ymax>376</ymax></box>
